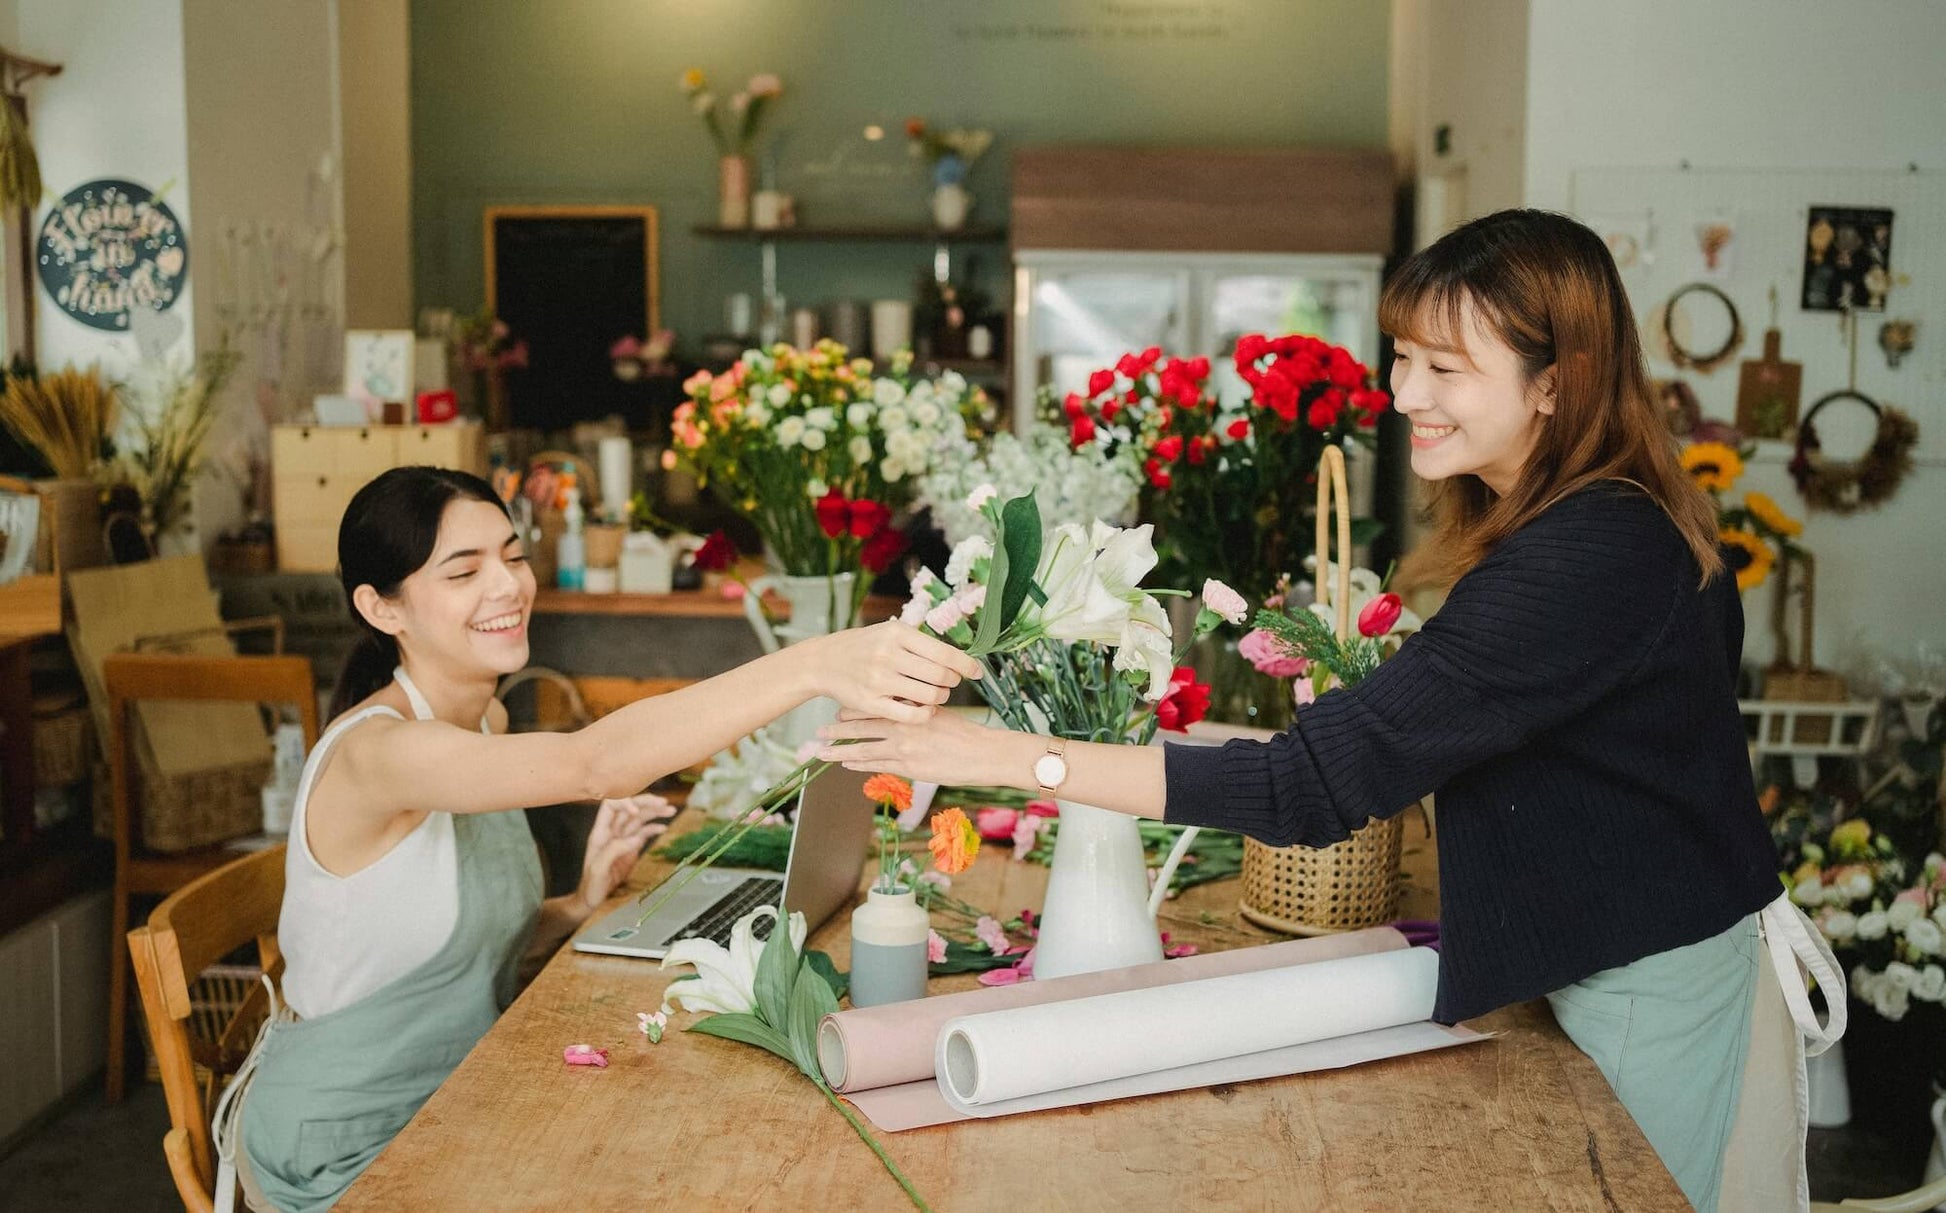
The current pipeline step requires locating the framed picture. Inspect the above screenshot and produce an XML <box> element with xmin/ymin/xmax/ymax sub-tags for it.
<box><xmin>345</xmin><ymin>329</ymin><xmax>416</xmax><ymax>402</ymax></box>
<box><xmin>1801</xmin><ymin>206</ymin><xmax>1893</xmax><ymax>313</ymax></box>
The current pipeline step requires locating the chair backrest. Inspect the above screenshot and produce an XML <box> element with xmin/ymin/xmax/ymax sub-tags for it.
<box><xmin>126</xmin><ymin>844</ymin><xmax>287</xmax><ymax>1212</ymax></box>
<box><xmin>103</xmin><ymin>652</ymin><xmax>320</xmax><ymax>857</ymax></box>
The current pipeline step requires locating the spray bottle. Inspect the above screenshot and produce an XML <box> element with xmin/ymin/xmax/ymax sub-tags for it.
<box><xmin>556</xmin><ymin>472</ymin><xmax>586</xmax><ymax>591</ymax></box>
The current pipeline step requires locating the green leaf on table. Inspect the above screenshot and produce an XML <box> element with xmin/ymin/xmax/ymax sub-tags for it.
<box><xmin>688</xmin><ymin>1012</ymin><xmax>796</xmax><ymax>1065</ymax></box>
<box><xmin>786</xmin><ymin>960</ymin><xmax>841</xmax><ymax>1081</ymax></box>
<box><xmin>804</xmin><ymin>949</ymin><xmax>849</xmax><ymax>1002</ymax></box>
<box><xmin>995</xmin><ymin>492</ymin><xmax>1043</xmax><ymax>633</ymax></box>
<box><xmin>927</xmin><ymin>939</ymin><xmax>1021</xmax><ymax>975</ymax></box>
<box><xmin>753</xmin><ymin>908</ymin><xmax>800</xmax><ymax>1030</ymax></box>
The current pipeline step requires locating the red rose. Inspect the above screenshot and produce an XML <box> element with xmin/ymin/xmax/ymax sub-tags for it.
<box><xmin>1187</xmin><ymin>355</ymin><xmax>1211</xmax><ymax>380</ymax></box>
<box><xmin>1357</xmin><ymin>592</ymin><xmax>1404</xmax><ymax>637</ymax></box>
<box><xmin>1100</xmin><ymin>399</ymin><xmax>1122</xmax><ymax>422</ymax></box>
<box><xmin>1063</xmin><ymin>392</ymin><xmax>1088</xmax><ymax>419</ymax></box>
<box><xmin>1156</xmin><ymin>407</ymin><xmax>1174</xmax><ymax>429</ymax></box>
<box><xmin>1307</xmin><ymin>390</ymin><xmax>1344</xmax><ymax>430</ymax></box>
<box><xmin>1155</xmin><ymin>667</ymin><xmax>1211</xmax><ymax>732</ymax></box>
<box><xmin>1235</xmin><ymin>333</ymin><xmax>1270</xmax><ymax>367</ymax></box>
<box><xmin>1143</xmin><ymin>458</ymin><xmax>1172</xmax><ymax>490</ymax></box>
<box><xmin>1087</xmin><ymin>369</ymin><xmax>1115</xmax><ymax>397</ymax></box>
<box><xmin>1258</xmin><ymin>372</ymin><xmax>1300</xmax><ymax>422</ymax></box>
<box><xmin>815</xmin><ymin>489</ymin><xmax>850</xmax><ymax>539</ymax></box>
<box><xmin>848</xmin><ymin>498</ymin><xmax>890</xmax><ymax>539</ymax></box>
<box><xmin>1116</xmin><ymin>353</ymin><xmax>1145</xmax><ymax>380</ymax></box>
<box><xmin>1139</xmin><ymin>345</ymin><xmax>1161</xmax><ymax>367</ymax></box>
<box><xmin>1327</xmin><ymin>348</ymin><xmax>1366</xmax><ymax>389</ymax></box>
<box><xmin>1153</xmin><ymin>434</ymin><xmax>1184</xmax><ymax>462</ymax></box>
<box><xmin>1187</xmin><ymin>436</ymin><xmax>1209</xmax><ymax>466</ymax></box>
<box><xmin>691</xmin><ymin>529</ymin><xmax>736</xmax><ymax>572</ymax></box>
<box><xmin>1124</xmin><ymin>388</ymin><xmax>1141</xmax><ymax>404</ymax></box>
<box><xmin>1070</xmin><ymin>414</ymin><xmax>1097</xmax><ymax>447</ymax></box>
<box><xmin>1226</xmin><ymin>417</ymin><xmax>1250</xmax><ymax>441</ymax></box>
<box><xmin>860</xmin><ymin>525</ymin><xmax>906</xmax><ymax>573</ymax></box>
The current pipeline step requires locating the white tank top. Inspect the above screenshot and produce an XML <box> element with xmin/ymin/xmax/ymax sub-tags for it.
<box><xmin>278</xmin><ymin>668</ymin><xmax>488</xmax><ymax>1020</ymax></box>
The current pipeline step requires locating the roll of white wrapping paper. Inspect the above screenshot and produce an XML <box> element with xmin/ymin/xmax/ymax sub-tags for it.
<box><xmin>938</xmin><ymin>946</ymin><xmax>1439</xmax><ymax>1107</ymax></box>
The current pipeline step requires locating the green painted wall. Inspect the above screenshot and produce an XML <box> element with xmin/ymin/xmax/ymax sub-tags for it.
<box><xmin>410</xmin><ymin>0</ymin><xmax>1390</xmax><ymax>351</ymax></box>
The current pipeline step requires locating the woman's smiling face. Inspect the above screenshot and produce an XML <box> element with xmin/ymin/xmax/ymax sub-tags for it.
<box><xmin>1389</xmin><ymin>294</ymin><xmax>1556</xmax><ymax>496</ymax></box>
<box><xmin>384</xmin><ymin>498</ymin><xmax>536</xmax><ymax>677</ymax></box>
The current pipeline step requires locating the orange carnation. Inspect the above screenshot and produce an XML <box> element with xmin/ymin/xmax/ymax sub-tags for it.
<box><xmin>863</xmin><ymin>773</ymin><xmax>913</xmax><ymax>813</ymax></box>
<box><xmin>928</xmin><ymin>807</ymin><xmax>981</xmax><ymax>875</ymax></box>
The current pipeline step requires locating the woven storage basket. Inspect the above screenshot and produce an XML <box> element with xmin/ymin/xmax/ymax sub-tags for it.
<box><xmin>141</xmin><ymin>962</ymin><xmax>265</xmax><ymax>1086</ymax></box>
<box><xmin>32</xmin><ymin>698</ymin><xmax>92</xmax><ymax>788</ymax></box>
<box><xmin>93</xmin><ymin>752</ymin><xmax>272</xmax><ymax>852</ymax></box>
<box><xmin>1238</xmin><ymin>446</ymin><xmax>1404</xmax><ymax>935</ymax></box>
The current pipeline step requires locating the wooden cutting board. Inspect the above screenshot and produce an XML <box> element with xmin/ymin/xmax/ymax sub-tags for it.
<box><xmin>1735</xmin><ymin>328</ymin><xmax>1802</xmax><ymax>439</ymax></box>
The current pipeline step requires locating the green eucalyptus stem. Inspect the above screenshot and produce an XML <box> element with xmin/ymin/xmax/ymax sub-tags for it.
<box><xmin>819</xmin><ymin>1080</ymin><xmax>932</xmax><ymax>1212</ymax></box>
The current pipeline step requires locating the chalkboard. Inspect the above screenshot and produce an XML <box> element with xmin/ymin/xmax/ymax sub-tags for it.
<box><xmin>484</xmin><ymin>206</ymin><xmax>660</xmax><ymax>430</ymax></box>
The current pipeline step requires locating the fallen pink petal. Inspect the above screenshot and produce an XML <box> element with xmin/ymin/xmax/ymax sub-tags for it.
<box><xmin>563</xmin><ymin>1044</ymin><xmax>610</xmax><ymax>1068</ymax></box>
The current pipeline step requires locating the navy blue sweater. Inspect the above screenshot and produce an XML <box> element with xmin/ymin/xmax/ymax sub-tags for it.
<box><xmin>1162</xmin><ymin>483</ymin><xmax>1780</xmax><ymax>1023</ymax></box>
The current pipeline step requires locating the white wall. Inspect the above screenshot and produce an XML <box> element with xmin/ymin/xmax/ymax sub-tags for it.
<box><xmin>18</xmin><ymin>0</ymin><xmax>194</xmax><ymax>375</ymax></box>
<box><xmin>1520</xmin><ymin>0</ymin><xmax>1946</xmax><ymax>673</ymax></box>
<box><xmin>337</xmin><ymin>0</ymin><xmax>412</xmax><ymax>330</ymax></box>
<box><xmin>1416</xmin><ymin>0</ymin><xmax>1528</xmax><ymax>227</ymax></box>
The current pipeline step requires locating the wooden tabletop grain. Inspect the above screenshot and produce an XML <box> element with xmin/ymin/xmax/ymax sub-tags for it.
<box><xmin>338</xmin><ymin>810</ymin><xmax>1683</xmax><ymax>1212</ymax></box>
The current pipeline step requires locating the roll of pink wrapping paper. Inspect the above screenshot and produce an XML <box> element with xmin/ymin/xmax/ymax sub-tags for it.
<box><xmin>817</xmin><ymin>926</ymin><xmax>1408</xmax><ymax>1094</ymax></box>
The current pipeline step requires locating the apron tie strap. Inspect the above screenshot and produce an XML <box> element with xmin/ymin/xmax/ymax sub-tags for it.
<box><xmin>212</xmin><ymin>975</ymin><xmax>287</xmax><ymax>1213</ymax></box>
<box><xmin>1759</xmin><ymin>893</ymin><xmax>1847</xmax><ymax>1056</ymax></box>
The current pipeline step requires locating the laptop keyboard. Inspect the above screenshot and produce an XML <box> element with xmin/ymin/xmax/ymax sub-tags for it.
<box><xmin>669</xmin><ymin>877</ymin><xmax>785</xmax><ymax>948</ymax></box>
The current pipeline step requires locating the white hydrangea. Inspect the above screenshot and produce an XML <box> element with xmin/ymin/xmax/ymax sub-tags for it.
<box><xmin>1889</xmin><ymin>899</ymin><xmax>1924</xmax><ymax>931</ymax></box>
<box><xmin>945</xmin><ymin>536</ymin><xmax>993</xmax><ymax>588</ymax></box>
<box><xmin>915</xmin><ymin>424</ymin><xmax>1143</xmax><ymax>549</ymax></box>
<box><xmin>774</xmin><ymin>416</ymin><xmax>805</xmax><ymax>448</ymax></box>
<box><xmin>1856</xmin><ymin>910</ymin><xmax>1889</xmax><ymax>941</ymax></box>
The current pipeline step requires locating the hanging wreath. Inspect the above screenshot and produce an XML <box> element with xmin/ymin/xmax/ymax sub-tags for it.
<box><xmin>1788</xmin><ymin>390</ymin><xmax>1919</xmax><ymax>512</ymax></box>
<box><xmin>1662</xmin><ymin>283</ymin><xmax>1744</xmax><ymax>373</ymax></box>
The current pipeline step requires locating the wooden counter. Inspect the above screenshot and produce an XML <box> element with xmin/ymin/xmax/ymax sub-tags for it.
<box><xmin>338</xmin><ymin>812</ymin><xmax>1684</xmax><ymax>1211</ymax></box>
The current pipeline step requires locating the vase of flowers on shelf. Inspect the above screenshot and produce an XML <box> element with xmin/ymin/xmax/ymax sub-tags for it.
<box><xmin>905</xmin><ymin>117</ymin><xmax>991</xmax><ymax>232</ymax></box>
<box><xmin>681</xmin><ymin>68</ymin><xmax>782</xmax><ymax>229</ymax></box>
<box><xmin>453</xmin><ymin>308</ymin><xmax>529</xmax><ymax>431</ymax></box>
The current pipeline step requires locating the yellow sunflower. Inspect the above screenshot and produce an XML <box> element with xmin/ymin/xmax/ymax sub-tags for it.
<box><xmin>1743</xmin><ymin>491</ymin><xmax>1803</xmax><ymax>538</ymax></box>
<box><xmin>1683</xmin><ymin>441</ymin><xmax>1745</xmax><ymax>492</ymax></box>
<box><xmin>1719</xmin><ymin>528</ymin><xmax>1773</xmax><ymax>592</ymax></box>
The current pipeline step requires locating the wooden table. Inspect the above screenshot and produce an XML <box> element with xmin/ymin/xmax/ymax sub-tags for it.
<box><xmin>340</xmin><ymin>812</ymin><xmax>1685</xmax><ymax>1211</ymax></box>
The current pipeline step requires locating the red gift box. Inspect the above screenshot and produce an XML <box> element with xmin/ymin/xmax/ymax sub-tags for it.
<box><xmin>416</xmin><ymin>389</ymin><xmax>458</xmax><ymax>424</ymax></box>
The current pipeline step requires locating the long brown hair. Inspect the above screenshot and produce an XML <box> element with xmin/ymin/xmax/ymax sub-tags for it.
<box><xmin>1380</xmin><ymin>208</ymin><xmax>1721</xmax><ymax>585</ymax></box>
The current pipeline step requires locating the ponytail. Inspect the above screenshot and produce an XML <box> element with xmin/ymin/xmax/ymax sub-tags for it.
<box><xmin>329</xmin><ymin>628</ymin><xmax>400</xmax><ymax>719</ymax></box>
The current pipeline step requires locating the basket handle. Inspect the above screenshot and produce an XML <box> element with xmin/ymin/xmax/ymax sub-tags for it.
<box><xmin>1312</xmin><ymin>445</ymin><xmax>1352</xmax><ymax>641</ymax></box>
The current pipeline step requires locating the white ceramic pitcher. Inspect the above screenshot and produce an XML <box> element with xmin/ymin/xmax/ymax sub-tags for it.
<box><xmin>1032</xmin><ymin>800</ymin><xmax>1199</xmax><ymax>981</ymax></box>
<box><xmin>743</xmin><ymin>571</ymin><xmax>856</xmax><ymax>748</ymax></box>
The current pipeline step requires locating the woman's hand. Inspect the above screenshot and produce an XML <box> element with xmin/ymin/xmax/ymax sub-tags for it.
<box><xmin>804</xmin><ymin>621</ymin><xmax>986</xmax><ymax>724</ymax></box>
<box><xmin>575</xmin><ymin>792</ymin><xmax>678</xmax><ymax>914</ymax></box>
<box><xmin>815</xmin><ymin>708</ymin><xmax>1035</xmax><ymax>789</ymax></box>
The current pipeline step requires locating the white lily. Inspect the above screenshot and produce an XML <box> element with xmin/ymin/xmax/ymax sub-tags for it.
<box><xmin>660</xmin><ymin>905</ymin><xmax>807</xmax><ymax>1016</ymax></box>
<box><xmin>1031</xmin><ymin>524</ymin><xmax>1129</xmax><ymax>645</ymax></box>
<box><xmin>1310</xmin><ymin>559</ymin><xmax>1423</xmax><ymax>636</ymax></box>
<box><xmin>1113</xmin><ymin>608</ymin><xmax>1177</xmax><ymax>700</ymax></box>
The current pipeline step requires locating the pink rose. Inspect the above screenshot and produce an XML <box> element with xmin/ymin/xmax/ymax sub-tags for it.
<box><xmin>1238</xmin><ymin>628</ymin><xmax>1308</xmax><ymax>679</ymax></box>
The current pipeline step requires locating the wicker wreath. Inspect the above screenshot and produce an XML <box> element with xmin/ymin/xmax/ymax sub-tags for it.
<box><xmin>1662</xmin><ymin>283</ymin><xmax>1745</xmax><ymax>374</ymax></box>
<box><xmin>1788</xmin><ymin>390</ymin><xmax>1919</xmax><ymax>513</ymax></box>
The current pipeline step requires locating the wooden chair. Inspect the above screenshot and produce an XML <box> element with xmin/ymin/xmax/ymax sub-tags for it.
<box><xmin>126</xmin><ymin>844</ymin><xmax>285</xmax><ymax>1213</ymax></box>
<box><xmin>104</xmin><ymin>652</ymin><xmax>318</xmax><ymax>1103</ymax></box>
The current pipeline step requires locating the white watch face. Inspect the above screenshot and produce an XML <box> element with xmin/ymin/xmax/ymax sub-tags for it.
<box><xmin>1034</xmin><ymin>753</ymin><xmax>1068</xmax><ymax>790</ymax></box>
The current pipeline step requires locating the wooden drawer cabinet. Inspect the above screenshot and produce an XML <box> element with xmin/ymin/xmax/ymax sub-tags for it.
<box><xmin>272</xmin><ymin>423</ymin><xmax>487</xmax><ymax>571</ymax></box>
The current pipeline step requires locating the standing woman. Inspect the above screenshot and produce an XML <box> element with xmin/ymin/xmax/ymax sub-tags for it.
<box><xmin>819</xmin><ymin>210</ymin><xmax>1837</xmax><ymax>1211</ymax></box>
<box><xmin>226</xmin><ymin>466</ymin><xmax>979</xmax><ymax>1212</ymax></box>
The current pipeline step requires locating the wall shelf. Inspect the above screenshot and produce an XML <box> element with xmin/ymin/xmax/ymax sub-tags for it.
<box><xmin>692</xmin><ymin>224</ymin><xmax>1008</xmax><ymax>244</ymax></box>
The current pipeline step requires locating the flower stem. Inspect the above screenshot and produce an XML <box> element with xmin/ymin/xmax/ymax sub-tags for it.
<box><xmin>819</xmin><ymin>1081</ymin><xmax>932</xmax><ymax>1212</ymax></box>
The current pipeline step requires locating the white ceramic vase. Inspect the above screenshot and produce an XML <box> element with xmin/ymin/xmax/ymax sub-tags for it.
<box><xmin>849</xmin><ymin>886</ymin><xmax>930</xmax><ymax>1008</ymax></box>
<box><xmin>742</xmin><ymin>571</ymin><xmax>856</xmax><ymax>748</ymax></box>
<box><xmin>1032</xmin><ymin>800</ymin><xmax>1198</xmax><ymax>981</ymax></box>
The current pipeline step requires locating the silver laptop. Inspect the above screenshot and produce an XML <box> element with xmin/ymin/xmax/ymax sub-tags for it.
<box><xmin>572</xmin><ymin>766</ymin><xmax>874</xmax><ymax>959</ymax></box>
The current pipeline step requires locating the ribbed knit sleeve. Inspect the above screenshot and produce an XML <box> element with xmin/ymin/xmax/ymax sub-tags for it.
<box><xmin>1163</xmin><ymin>487</ymin><xmax>1688</xmax><ymax>845</ymax></box>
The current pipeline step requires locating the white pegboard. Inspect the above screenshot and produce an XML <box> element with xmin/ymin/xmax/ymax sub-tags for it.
<box><xmin>1570</xmin><ymin>166</ymin><xmax>1946</xmax><ymax>465</ymax></box>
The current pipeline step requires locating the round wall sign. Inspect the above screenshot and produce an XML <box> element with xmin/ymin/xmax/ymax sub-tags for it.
<box><xmin>36</xmin><ymin>179</ymin><xmax>188</xmax><ymax>331</ymax></box>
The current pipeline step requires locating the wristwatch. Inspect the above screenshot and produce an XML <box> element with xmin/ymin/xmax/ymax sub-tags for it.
<box><xmin>1033</xmin><ymin>738</ymin><xmax>1069</xmax><ymax>797</ymax></box>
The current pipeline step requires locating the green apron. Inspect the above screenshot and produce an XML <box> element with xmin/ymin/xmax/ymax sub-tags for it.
<box><xmin>239</xmin><ymin>673</ymin><xmax>542</xmax><ymax>1212</ymax></box>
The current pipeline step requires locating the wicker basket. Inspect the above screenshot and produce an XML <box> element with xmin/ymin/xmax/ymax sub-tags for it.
<box><xmin>141</xmin><ymin>963</ymin><xmax>266</xmax><ymax>1086</ymax></box>
<box><xmin>93</xmin><ymin>752</ymin><xmax>273</xmax><ymax>852</ymax></box>
<box><xmin>32</xmin><ymin>697</ymin><xmax>92</xmax><ymax>788</ymax></box>
<box><xmin>1237</xmin><ymin>446</ymin><xmax>1405</xmax><ymax>935</ymax></box>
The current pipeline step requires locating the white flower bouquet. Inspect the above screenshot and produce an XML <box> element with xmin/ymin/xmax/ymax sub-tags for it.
<box><xmin>1790</xmin><ymin>819</ymin><xmax>1946</xmax><ymax>1021</ymax></box>
<box><xmin>915</xmin><ymin>423</ymin><xmax>1143</xmax><ymax>550</ymax></box>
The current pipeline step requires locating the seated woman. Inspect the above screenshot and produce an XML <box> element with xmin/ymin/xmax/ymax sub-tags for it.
<box><xmin>228</xmin><ymin>466</ymin><xmax>977</xmax><ymax>1212</ymax></box>
<box><xmin>819</xmin><ymin>210</ymin><xmax>1813</xmax><ymax>1213</ymax></box>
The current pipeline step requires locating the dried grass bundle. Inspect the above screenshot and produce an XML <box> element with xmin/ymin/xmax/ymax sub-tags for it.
<box><xmin>0</xmin><ymin>364</ymin><xmax>117</xmax><ymax>478</ymax></box>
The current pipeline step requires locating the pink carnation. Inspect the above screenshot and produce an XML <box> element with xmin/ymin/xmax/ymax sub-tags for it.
<box><xmin>927</xmin><ymin>929</ymin><xmax>947</xmax><ymax>964</ymax></box>
<box><xmin>975</xmin><ymin>807</ymin><xmax>1020</xmax><ymax>840</ymax></box>
<box><xmin>1238</xmin><ymin>628</ymin><xmax>1308</xmax><ymax>678</ymax></box>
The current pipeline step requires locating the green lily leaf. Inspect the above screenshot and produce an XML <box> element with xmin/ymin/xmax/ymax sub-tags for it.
<box><xmin>688</xmin><ymin>1012</ymin><xmax>795</xmax><ymax>1066</ymax></box>
<box><xmin>787</xmin><ymin>960</ymin><xmax>840</xmax><ymax>1081</ymax></box>
<box><xmin>995</xmin><ymin>492</ymin><xmax>1043</xmax><ymax>633</ymax></box>
<box><xmin>753</xmin><ymin>909</ymin><xmax>800</xmax><ymax>1030</ymax></box>
<box><xmin>968</xmin><ymin>497</ymin><xmax>1017</xmax><ymax>657</ymax></box>
<box><xmin>804</xmin><ymin>949</ymin><xmax>849</xmax><ymax>1002</ymax></box>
